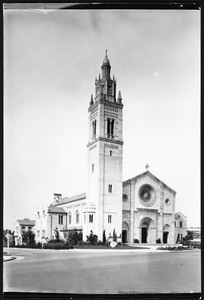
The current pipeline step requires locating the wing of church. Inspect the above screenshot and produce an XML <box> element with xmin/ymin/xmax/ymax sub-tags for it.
<box><xmin>35</xmin><ymin>53</ymin><xmax>187</xmax><ymax>245</ymax></box>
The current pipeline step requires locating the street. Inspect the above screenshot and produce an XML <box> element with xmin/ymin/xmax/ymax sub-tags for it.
<box><xmin>3</xmin><ymin>248</ymin><xmax>201</xmax><ymax>294</ymax></box>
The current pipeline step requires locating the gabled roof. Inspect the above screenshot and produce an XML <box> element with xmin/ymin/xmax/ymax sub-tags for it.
<box><xmin>17</xmin><ymin>218</ymin><xmax>35</xmax><ymax>226</ymax></box>
<box><xmin>48</xmin><ymin>205</ymin><xmax>67</xmax><ymax>214</ymax></box>
<box><xmin>55</xmin><ymin>192</ymin><xmax>86</xmax><ymax>206</ymax></box>
<box><xmin>123</xmin><ymin>171</ymin><xmax>176</xmax><ymax>195</ymax></box>
<box><xmin>175</xmin><ymin>211</ymin><xmax>187</xmax><ymax>220</ymax></box>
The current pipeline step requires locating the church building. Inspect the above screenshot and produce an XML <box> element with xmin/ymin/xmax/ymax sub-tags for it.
<box><xmin>35</xmin><ymin>53</ymin><xmax>187</xmax><ymax>244</ymax></box>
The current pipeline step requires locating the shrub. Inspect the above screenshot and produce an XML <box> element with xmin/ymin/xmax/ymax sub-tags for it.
<box><xmin>48</xmin><ymin>239</ymin><xmax>64</xmax><ymax>244</ymax></box>
<box><xmin>133</xmin><ymin>239</ymin><xmax>139</xmax><ymax>243</ymax></box>
<box><xmin>86</xmin><ymin>231</ymin><xmax>98</xmax><ymax>245</ymax></box>
<box><xmin>43</xmin><ymin>242</ymin><xmax>70</xmax><ymax>250</ymax></box>
<box><xmin>36</xmin><ymin>242</ymin><xmax>42</xmax><ymax>248</ymax></box>
<box><xmin>97</xmin><ymin>240</ymin><xmax>103</xmax><ymax>246</ymax></box>
<box><xmin>156</xmin><ymin>238</ymin><xmax>161</xmax><ymax>244</ymax></box>
<box><xmin>67</xmin><ymin>229</ymin><xmax>82</xmax><ymax>245</ymax></box>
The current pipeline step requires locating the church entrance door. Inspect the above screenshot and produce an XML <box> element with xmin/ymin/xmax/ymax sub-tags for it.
<box><xmin>122</xmin><ymin>230</ymin><xmax>127</xmax><ymax>243</ymax></box>
<box><xmin>141</xmin><ymin>227</ymin><xmax>147</xmax><ymax>243</ymax></box>
<box><xmin>163</xmin><ymin>231</ymin><xmax>169</xmax><ymax>244</ymax></box>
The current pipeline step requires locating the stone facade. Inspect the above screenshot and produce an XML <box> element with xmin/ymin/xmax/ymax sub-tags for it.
<box><xmin>34</xmin><ymin>53</ymin><xmax>187</xmax><ymax>245</ymax></box>
<box><xmin>122</xmin><ymin>171</ymin><xmax>177</xmax><ymax>244</ymax></box>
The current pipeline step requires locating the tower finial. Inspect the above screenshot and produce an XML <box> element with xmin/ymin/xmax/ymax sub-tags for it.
<box><xmin>105</xmin><ymin>50</ymin><xmax>107</xmax><ymax>57</ymax></box>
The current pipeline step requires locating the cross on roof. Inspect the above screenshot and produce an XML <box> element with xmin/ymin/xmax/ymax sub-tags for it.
<box><xmin>145</xmin><ymin>164</ymin><xmax>149</xmax><ymax>171</ymax></box>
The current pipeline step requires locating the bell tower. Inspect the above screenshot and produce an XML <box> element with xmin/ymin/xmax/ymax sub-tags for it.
<box><xmin>83</xmin><ymin>51</ymin><xmax>123</xmax><ymax>242</ymax></box>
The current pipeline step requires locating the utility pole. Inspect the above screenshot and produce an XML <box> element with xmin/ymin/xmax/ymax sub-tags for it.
<box><xmin>5</xmin><ymin>232</ymin><xmax>10</xmax><ymax>255</ymax></box>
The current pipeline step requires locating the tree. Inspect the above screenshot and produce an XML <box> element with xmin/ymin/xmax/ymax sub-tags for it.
<box><xmin>86</xmin><ymin>230</ymin><xmax>98</xmax><ymax>245</ymax></box>
<box><xmin>54</xmin><ymin>228</ymin><xmax>60</xmax><ymax>242</ymax></box>
<box><xmin>3</xmin><ymin>229</ymin><xmax>15</xmax><ymax>247</ymax></box>
<box><xmin>67</xmin><ymin>229</ymin><xmax>82</xmax><ymax>245</ymax></box>
<box><xmin>102</xmin><ymin>230</ymin><xmax>106</xmax><ymax>244</ymax></box>
<box><xmin>22</xmin><ymin>230</ymin><xmax>36</xmax><ymax>246</ymax></box>
<box><xmin>113</xmin><ymin>229</ymin><xmax>117</xmax><ymax>242</ymax></box>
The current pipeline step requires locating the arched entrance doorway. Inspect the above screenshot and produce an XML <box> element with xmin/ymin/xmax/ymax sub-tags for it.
<box><xmin>163</xmin><ymin>224</ymin><xmax>170</xmax><ymax>244</ymax></box>
<box><xmin>122</xmin><ymin>222</ymin><xmax>129</xmax><ymax>243</ymax></box>
<box><xmin>139</xmin><ymin>217</ymin><xmax>153</xmax><ymax>243</ymax></box>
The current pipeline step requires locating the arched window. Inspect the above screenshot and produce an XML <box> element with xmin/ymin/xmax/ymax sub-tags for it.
<box><xmin>107</xmin><ymin>118</ymin><xmax>114</xmax><ymax>138</ymax></box>
<box><xmin>37</xmin><ymin>212</ymin><xmax>40</xmax><ymax>219</ymax></box>
<box><xmin>108</xmin><ymin>184</ymin><xmax>112</xmax><ymax>193</ymax></box>
<box><xmin>92</xmin><ymin>120</ymin><xmax>97</xmax><ymax>138</ymax></box>
<box><xmin>76</xmin><ymin>210</ymin><xmax>79</xmax><ymax>224</ymax></box>
<box><xmin>89</xmin><ymin>214</ymin><xmax>93</xmax><ymax>223</ymax></box>
<box><xmin>43</xmin><ymin>210</ymin><xmax>45</xmax><ymax>218</ymax></box>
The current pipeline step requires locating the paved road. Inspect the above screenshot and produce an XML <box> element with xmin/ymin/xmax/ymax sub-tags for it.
<box><xmin>3</xmin><ymin>248</ymin><xmax>201</xmax><ymax>294</ymax></box>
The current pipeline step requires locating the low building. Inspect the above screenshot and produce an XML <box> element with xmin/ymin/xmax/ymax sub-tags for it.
<box><xmin>35</xmin><ymin>172</ymin><xmax>187</xmax><ymax>245</ymax></box>
<box><xmin>35</xmin><ymin>194</ymin><xmax>68</xmax><ymax>243</ymax></box>
<box><xmin>14</xmin><ymin>218</ymin><xmax>35</xmax><ymax>245</ymax></box>
<box><xmin>174</xmin><ymin>212</ymin><xmax>187</xmax><ymax>242</ymax></box>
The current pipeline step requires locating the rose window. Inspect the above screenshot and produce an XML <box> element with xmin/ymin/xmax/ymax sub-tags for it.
<box><xmin>138</xmin><ymin>185</ymin><xmax>156</xmax><ymax>207</ymax></box>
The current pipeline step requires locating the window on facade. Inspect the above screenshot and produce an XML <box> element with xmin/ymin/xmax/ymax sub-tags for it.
<box><xmin>58</xmin><ymin>215</ymin><xmax>63</xmax><ymax>224</ymax></box>
<box><xmin>108</xmin><ymin>184</ymin><xmax>112</xmax><ymax>193</ymax></box>
<box><xmin>108</xmin><ymin>215</ymin><xmax>112</xmax><ymax>223</ymax></box>
<box><xmin>76</xmin><ymin>210</ymin><xmax>79</xmax><ymax>223</ymax></box>
<box><xmin>84</xmin><ymin>214</ymin><xmax>86</xmax><ymax>223</ymax></box>
<box><xmin>37</xmin><ymin>212</ymin><xmax>40</xmax><ymax>219</ymax></box>
<box><xmin>28</xmin><ymin>226</ymin><xmax>32</xmax><ymax>230</ymax></box>
<box><xmin>92</xmin><ymin>164</ymin><xmax>94</xmax><ymax>172</ymax></box>
<box><xmin>110</xmin><ymin>150</ymin><xmax>112</xmax><ymax>156</ymax></box>
<box><xmin>92</xmin><ymin>120</ymin><xmax>97</xmax><ymax>137</ymax></box>
<box><xmin>68</xmin><ymin>212</ymin><xmax>72</xmax><ymax>224</ymax></box>
<box><xmin>37</xmin><ymin>230</ymin><xmax>40</xmax><ymax>238</ymax></box>
<box><xmin>107</xmin><ymin>118</ymin><xmax>114</xmax><ymax>138</ymax></box>
<box><xmin>89</xmin><ymin>214</ymin><xmax>93</xmax><ymax>223</ymax></box>
<box><xmin>42</xmin><ymin>230</ymin><xmax>45</xmax><ymax>237</ymax></box>
<box><xmin>43</xmin><ymin>210</ymin><xmax>45</xmax><ymax>218</ymax></box>
<box><xmin>180</xmin><ymin>221</ymin><xmax>182</xmax><ymax>228</ymax></box>
<box><xmin>22</xmin><ymin>226</ymin><xmax>25</xmax><ymax>229</ymax></box>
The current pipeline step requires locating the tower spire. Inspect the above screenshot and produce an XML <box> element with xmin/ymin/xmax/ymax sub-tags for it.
<box><xmin>101</xmin><ymin>50</ymin><xmax>111</xmax><ymax>79</ymax></box>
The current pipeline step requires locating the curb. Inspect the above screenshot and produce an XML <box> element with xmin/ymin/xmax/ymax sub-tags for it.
<box><xmin>3</xmin><ymin>256</ymin><xmax>16</xmax><ymax>262</ymax></box>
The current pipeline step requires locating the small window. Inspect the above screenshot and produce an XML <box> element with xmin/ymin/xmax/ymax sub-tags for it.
<box><xmin>28</xmin><ymin>226</ymin><xmax>32</xmax><ymax>230</ymax></box>
<box><xmin>89</xmin><ymin>214</ymin><xmax>93</xmax><ymax>223</ymax></box>
<box><xmin>22</xmin><ymin>226</ymin><xmax>25</xmax><ymax>229</ymax></box>
<box><xmin>68</xmin><ymin>212</ymin><xmax>72</xmax><ymax>224</ymax></box>
<box><xmin>76</xmin><ymin>210</ymin><xmax>79</xmax><ymax>223</ymax></box>
<box><xmin>92</xmin><ymin>164</ymin><xmax>94</xmax><ymax>172</ymax></box>
<box><xmin>108</xmin><ymin>215</ymin><xmax>112</xmax><ymax>223</ymax></box>
<box><xmin>37</xmin><ymin>212</ymin><xmax>40</xmax><ymax>219</ymax></box>
<box><xmin>180</xmin><ymin>221</ymin><xmax>182</xmax><ymax>228</ymax></box>
<box><xmin>110</xmin><ymin>151</ymin><xmax>112</xmax><ymax>156</ymax></box>
<box><xmin>37</xmin><ymin>230</ymin><xmax>40</xmax><ymax>238</ymax></box>
<box><xmin>84</xmin><ymin>214</ymin><xmax>86</xmax><ymax>223</ymax></box>
<box><xmin>58</xmin><ymin>215</ymin><xmax>63</xmax><ymax>224</ymax></box>
<box><xmin>43</xmin><ymin>210</ymin><xmax>45</xmax><ymax>218</ymax></box>
<box><xmin>108</xmin><ymin>184</ymin><xmax>112</xmax><ymax>193</ymax></box>
<box><xmin>42</xmin><ymin>230</ymin><xmax>45</xmax><ymax>237</ymax></box>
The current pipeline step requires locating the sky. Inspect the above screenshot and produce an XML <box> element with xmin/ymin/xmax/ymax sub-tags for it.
<box><xmin>4</xmin><ymin>9</ymin><xmax>200</xmax><ymax>230</ymax></box>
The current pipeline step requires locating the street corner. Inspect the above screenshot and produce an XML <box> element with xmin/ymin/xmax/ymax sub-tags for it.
<box><xmin>3</xmin><ymin>255</ymin><xmax>16</xmax><ymax>262</ymax></box>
